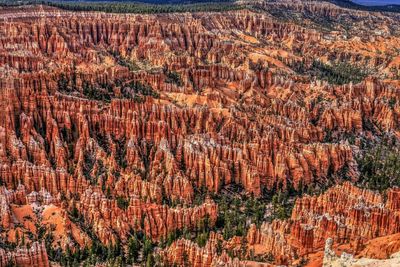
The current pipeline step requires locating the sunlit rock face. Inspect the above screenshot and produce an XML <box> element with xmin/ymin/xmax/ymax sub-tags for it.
<box><xmin>0</xmin><ymin>1</ymin><xmax>399</xmax><ymax>266</ymax></box>
<box><xmin>246</xmin><ymin>183</ymin><xmax>400</xmax><ymax>265</ymax></box>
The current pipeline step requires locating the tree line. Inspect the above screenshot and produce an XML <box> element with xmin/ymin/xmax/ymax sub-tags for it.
<box><xmin>47</xmin><ymin>1</ymin><xmax>242</xmax><ymax>14</ymax></box>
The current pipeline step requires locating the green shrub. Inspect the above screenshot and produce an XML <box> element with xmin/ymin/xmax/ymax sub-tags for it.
<box><xmin>116</xmin><ymin>196</ymin><xmax>129</xmax><ymax>210</ymax></box>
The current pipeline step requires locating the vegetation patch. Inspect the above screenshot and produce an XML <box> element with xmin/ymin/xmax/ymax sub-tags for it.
<box><xmin>357</xmin><ymin>135</ymin><xmax>400</xmax><ymax>191</ymax></box>
<box><xmin>46</xmin><ymin>1</ymin><xmax>243</xmax><ymax>14</ymax></box>
<box><xmin>164</xmin><ymin>70</ymin><xmax>183</xmax><ymax>86</ymax></box>
<box><xmin>290</xmin><ymin>60</ymin><xmax>368</xmax><ymax>85</ymax></box>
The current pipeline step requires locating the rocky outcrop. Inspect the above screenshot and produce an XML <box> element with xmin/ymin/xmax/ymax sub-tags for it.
<box><xmin>0</xmin><ymin>185</ymin><xmax>91</xmax><ymax>254</ymax></box>
<box><xmin>0</xmin><ymin>242</ymin><xmax>49</xmax><ymax>267</ymax></box>
<box><xmin>160</xmin><ymin>183</ymin><xmax>400</xmax><ymax>266</ymax></box>
<box><xmin>159</xmin><ymin>233</ymin><xmax>242</xmax><ymax>267</ymax></box>
<box><xmin>322</xmin><ymin>238</ymin><xmax>400</xmax><ymax>267</ymax></box>
<box><xmin>291</xmin><ymin>183</ymin><xmax>400</xmax><ymax>245</ymax></box>
<box><xmin>0</xmin><ymin>185</ymin><xmax>54</xmax><ymax>230</ymax></box>
<box><xmin>246</xmin><ymin>182</ymin><xmax>400</xmax><ymax>264</ymax></box>
<box><xmin>76</xmin><ymin>188</ymin><xmax>218</xmax><ymax>244</ymax></box>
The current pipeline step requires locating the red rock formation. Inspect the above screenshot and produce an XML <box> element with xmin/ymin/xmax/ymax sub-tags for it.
<box><xmin>76</xmin><ymin>188</ymin><xmax>217</xmax><ymax>244</ymax></box>
<box><xmin>0</xmin><ymin>5</ymin><xmax>398</xmax><ymax>204</ymax></box>
<box><xmin>159</xmin><ymin>233</ymin><xmax>242</xmax><ymax>267</ymax></box>
<box><xmin>0</xmin><ymin>1</ymin><xmax>398</xmax><ymax>265</ymax></box>
<box><xmin>247</xmin><ymin>182</ymin><xmax>400</xmax><ymax>264</ymax></box>
<box><xmin>0</xmin><ymin>242</ymin><xmax>49</xmax><ymax>267</ymax></box>
<box><xmin>386</xmin><ymin>188</ymin><xmax>400</xmax><ymax>211</ymax></box>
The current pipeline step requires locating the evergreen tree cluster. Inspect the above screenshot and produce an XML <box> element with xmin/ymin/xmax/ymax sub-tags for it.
<box><xmin>357</xmin><ymin>136</ymin><xmax>400</xmax><ymax>191</ymax></box>
<box><xmin>122</xmin><ymin>80</ymin><xmax>160</xmax><ymax>100</ymax></box>
<box><xmin>311</xmin><ymin>60</ymin><xmax>367</xmax><ymax>85</ymax></box>
<box><xmin>57</xmin><ymin>73</ymin><xmax>160</xmax><ymax>103</ymax></box>
<box><xmin>214</xmin><ymin>193</ymin><xmax>266</xmax><ymax>240</ymax></box>
<box><xmin>289</xmin><ymin>60</ymin><xmax>368</xmax><ymax>85</ymax></box>
<box><xmin>82</xmin><ymin>81</ymin><xmax>113</xmax><ymax>102</ymax></box>
<box><xmin>47</xmin><ymin>1</ymin><xmax>242</xmax><ymax>14</ymax></box>
<box><xmin>270</xmin><ymin>192</ymin><xmax>292</xmax><ymax>220</ymax></box>
<box><xmin>164</xmin><ymin>70</ymin><xmax>183</xmax><ymax>86</ymax></box>
<box><xmin>116</xmin><ymin>196</ymin><xmax>130</xmax><ymax>210</ymax></box>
